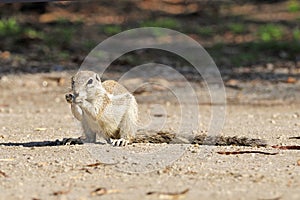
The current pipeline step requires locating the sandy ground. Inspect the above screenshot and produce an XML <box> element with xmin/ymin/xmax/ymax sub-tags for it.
<box><xmin>0</xmin><ymin>72</ymin><xmax>299</xmax><ymax>200</ymax></box>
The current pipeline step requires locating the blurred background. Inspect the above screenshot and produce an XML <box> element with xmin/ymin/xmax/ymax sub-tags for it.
<box><xmin>0</xmin><ymin>0</ymin><xmax>300</xmax><ymax>99</ymax></box>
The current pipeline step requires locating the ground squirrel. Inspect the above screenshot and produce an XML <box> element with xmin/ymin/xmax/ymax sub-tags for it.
<box><xmin>66</xmin><ymin>70</ymin><xmax>138</xmax><ymax>146</ymax></box>
<box><xmin>65</xmin><ymin>70</ymin><xmax>267</xmax><ymax>147</ymax></box>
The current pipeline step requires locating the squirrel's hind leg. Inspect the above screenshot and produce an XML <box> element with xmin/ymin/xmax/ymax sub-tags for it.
<box><xmin>107</xmin><ymin>111</ymin><xmax>137</xmax><ymax>146</ymax></box>
<box><xmin>117</xmin><ymin>100</ymin><xmax>138</xmax><ymax>145</ymax></box>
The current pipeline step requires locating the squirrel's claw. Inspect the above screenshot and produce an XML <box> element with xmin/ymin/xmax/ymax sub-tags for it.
<box><xmin>62</xmin><ymin>137</ymin><xmax>84</xmax><ymax>145</ymax></box>
<box><xmin>108</xmin><ymin>138</ymin><xmax>129</xmax><ymax>146</ymax></box>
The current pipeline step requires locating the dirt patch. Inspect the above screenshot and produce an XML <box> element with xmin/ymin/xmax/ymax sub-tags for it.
<box><xmin>0</xmin><ymin>72</ymin><xmax>299</xmax><ymax>199</ymax></box>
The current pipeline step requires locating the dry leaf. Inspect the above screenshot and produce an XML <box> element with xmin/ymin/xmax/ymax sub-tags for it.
<box><xmin>152</xmin><ymin>85</ymin><xmax>167</xmax><ymax>91</ymax></box>
<box><xmin>80</xmin><ymin>168</ymin><xmax>92</xmax><ymax>174</ymax></box>
<box><xmin>226</xmin><ymin>79</ymin><xmax>242</xmax><ymax>90</ymax></box>
<box><xmin>297</xmin><ymin>160</ymin><xmax>300</xmax><ymax>166</ymax></box>
<box><xmin>184</xmin><ymin>171</ymin><xmax>197</xmax><ymax>175</ymax></box>
<box><xmin>0</xmin><ymin>51</ymin><xmax>11</xmax><ymax>60</ymax></box>
<box><xmin>286</xmin><ymin>77</ymin><xmax>297</xmax><ymax>84</ymax></box>
<box><xmin>91</xmin><ymin>187</ymin><xmax>120</xmax><ymax>196</ymax></box>
<box><xmin>227</xmin><ymin>79</ymin><xmax>240</xmax><ymax>85</ymax></box>
<box><xmin>133</xmin><ymin>87</ymin><xmax>147</xmax><ymax>95</ymax></box>
<box><xmin>86</xmin><ymin>162</ymin><xmax>105</xmax><ymax>167</ymax></box>
<box><xmin>0</xmin><ymin>170</ymin><xmax>8</xmax><ymax>177</ymax></box>
<box><xmin>91</xmin><ymin>187</ymin><xmax>107</xmax><ymax>196</ymax></box>
<box><xmin>217</xmin><ymin>151</ymin><xmax>278</xmax><ymax>155</ymax></box>
<box><xmin>52</xmin><ymin>185</ymin><xmax>71</xmax><ymax>196</ymax></box>
<box><xmin>52</xmin><ymin>189</ymin><xmax>70</xmax><ymax>196</ymax></box>
<box><xmin>147</xmin><ymin>189</ymin><xmax>189</xmax><ymax>199</ymax></box>
<box><xmin>34</xmin><ymin>128</ymin><xmax>47</xmax><ymax>131</ymax></box>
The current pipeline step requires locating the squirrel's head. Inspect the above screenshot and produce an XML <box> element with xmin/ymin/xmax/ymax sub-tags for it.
<box><xmin>71</xmin><ymin>71</ymin><xmax>103</xmax><ymax>103</ymax></box>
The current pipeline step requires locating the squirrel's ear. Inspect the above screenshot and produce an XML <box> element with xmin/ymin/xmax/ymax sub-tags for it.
<box><xmin>71</xmin><ymin>76</ymin><xmax>75</xmax><ymax>86</ymax></box>
<box><xmin>95</xmin><ymin>74</ymin><xmax>101</xmax><ymax>82</ymax></box>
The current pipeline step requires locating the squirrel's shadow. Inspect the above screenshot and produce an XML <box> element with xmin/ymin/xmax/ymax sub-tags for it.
<box><xmin>0</xmin><ymin>138</ymin><xmax>94</xmax><ymax>147</ymax></box>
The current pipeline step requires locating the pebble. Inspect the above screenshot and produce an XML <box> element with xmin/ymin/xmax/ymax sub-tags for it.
<box><xmin>42</xmin><ymin>81</ymin><xmax>48</xmax><ymax>87</ymax></box>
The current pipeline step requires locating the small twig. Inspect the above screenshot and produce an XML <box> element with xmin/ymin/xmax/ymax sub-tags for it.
<box><xmin>86</xmin><ymin>162</ymin><xmax>118</xmax><ymax>167</ymax></box>
<box><xmin>217</xmin><ymin>151</ymin><xmax>278</xmax><ymax>155</ymax></box>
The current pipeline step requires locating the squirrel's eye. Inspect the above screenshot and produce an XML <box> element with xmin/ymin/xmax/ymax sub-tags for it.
<box><xmin>87</xmin><ymin>78</ymin><xmax>93</xmax><ymax>85</ymax></box>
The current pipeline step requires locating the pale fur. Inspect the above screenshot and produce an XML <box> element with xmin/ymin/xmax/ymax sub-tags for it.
<box><xmin>67</xmin><ymin>70</ymin><xmax>138</xmax><ymax>146</ymax></box>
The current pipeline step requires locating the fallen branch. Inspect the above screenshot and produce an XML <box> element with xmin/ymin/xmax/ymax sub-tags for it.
<box><xmin>272</xmin><ymin>145</ymin><xmax>300</xmax><ymax>150</ymax></box>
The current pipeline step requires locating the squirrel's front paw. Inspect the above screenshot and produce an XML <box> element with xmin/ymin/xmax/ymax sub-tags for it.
<box><xmin>65</xmin><ymin>93</ymin><xmax>74</xmax><ymax>104</ymax></box>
